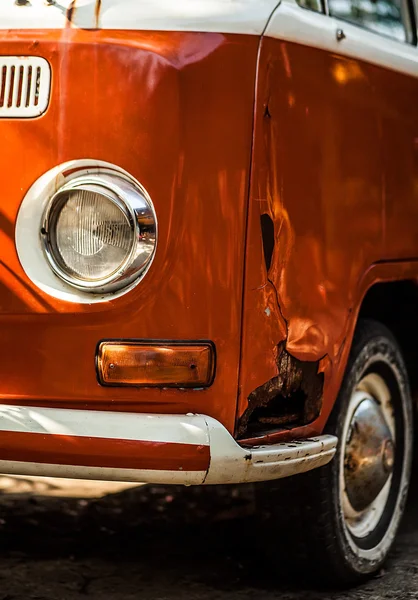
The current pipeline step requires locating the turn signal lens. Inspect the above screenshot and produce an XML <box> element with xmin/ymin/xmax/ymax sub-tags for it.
<box><xmin>97</xmin><ymin>342</ymin><xmax>215</xmax><ymax>388</ymax></box>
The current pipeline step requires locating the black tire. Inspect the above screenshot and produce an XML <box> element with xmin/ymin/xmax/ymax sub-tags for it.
<box><xmin>256</xmin><ymin>319</ymin><xmax>413</xmax><ymax>585</ymax></box>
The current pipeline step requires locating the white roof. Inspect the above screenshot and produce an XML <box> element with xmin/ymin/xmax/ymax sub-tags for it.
<box><xmin>0</xmin><ymin>0</ymin><xmax>280</xmax><ymax>34</ymax></box>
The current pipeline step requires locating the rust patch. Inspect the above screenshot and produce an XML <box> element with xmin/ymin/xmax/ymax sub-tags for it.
<box><xmin>66</xmin><ymin>0</ymin><xmax>76</xmax><ymax>23</ymax></box>
<box><xmin>237</xmin><ymin>342</ymin><xmax>324</xmax><ymax>438</ymax></box>
<box><xmin>95</xmin><ymin>0</ymin><xmax>102</xmax><ymax>28</ymax></box>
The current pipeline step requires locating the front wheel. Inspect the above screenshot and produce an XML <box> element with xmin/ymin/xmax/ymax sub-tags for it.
<box><xmin>257</xmin><ymin>319</ymin><xmax>413</xmax><ymax>585</ymax></box>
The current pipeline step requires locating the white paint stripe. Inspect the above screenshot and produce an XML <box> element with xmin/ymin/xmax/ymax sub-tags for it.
<box><xmin>98</xmin><ymin>0</ymin><xmax>280</xmax><ymax>34</ymax></box>
<box><xmin>0</xmin><ymin>0</ymin><xmax>280</xmax><ymax>33</ymax></box>
<box><xmin>0</xmin><ymin>459</ymin><xmax>207</xmax><ymax>485</ymax></box>
<box><xmin>0</xmin><ymin>405</ymin><xmax>209</xmax><ymax>446</ymax></box>
<box><xmin>266</xmin><ymin>0</ymin><xmax>418</xmax><ymax>79</ymax></box>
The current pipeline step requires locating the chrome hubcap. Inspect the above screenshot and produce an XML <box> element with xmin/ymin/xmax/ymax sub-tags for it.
<box><xmin>344</xmin><ymin>397</ymin><xmax>394</xmax><ymax>512</ymax></box>
<box><xmin>340</xmin><ymin>373</ymin><xmax>396</xmax><ymax>539</ymax></box>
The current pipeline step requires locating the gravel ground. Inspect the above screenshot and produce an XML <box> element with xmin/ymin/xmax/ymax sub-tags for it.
<box><xmin>0</xmin><ymin>472</ymin><xmax>418</xmax><ymax>600</ymax></box>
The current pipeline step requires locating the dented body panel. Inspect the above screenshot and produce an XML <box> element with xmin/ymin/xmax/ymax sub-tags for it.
<box><xmin>238</xmin><ymin>19</ymin><xmax>418</xmax><ymax>441</ymax></box>
<box><xmin>0</xmin><ymin>0</ymin><xmax>417</xmax><ymax>477</ymax></box>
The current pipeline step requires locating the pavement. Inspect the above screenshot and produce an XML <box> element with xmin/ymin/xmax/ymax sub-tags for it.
<box><xmin>0</xmin><ymin>472</ymin><xmax>417</xmax><ymax>599</ymax></box>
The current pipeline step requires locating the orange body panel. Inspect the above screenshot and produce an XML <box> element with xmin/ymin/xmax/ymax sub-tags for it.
<box><xmin>0</xmin><ymin>29</ymin><xmax>258</xmax><ymax>433</ymax></box>
<box><xmin>238</xmin><ymin>37</ymin><xmax>418</xmax><ymax>441</ymax></box>
<box><xmin>1</xmin><ymin>24</ymin><xmax>418</xmax><ymax>445</ymax></box>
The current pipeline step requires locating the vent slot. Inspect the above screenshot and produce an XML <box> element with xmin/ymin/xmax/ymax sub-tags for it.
<box><xmin>16</xmin><ymin>66</ymin><xmax>24</xmax><ymax>108</ymax></box>
<box><xmin>0</xmin><ymin>57</ymin><xmax>51</xmax><ymax>118</ymax></box>
<box><xmin>0</xmin><ymin>66</ymin><xmax>6</xmax><ymax>107</ymax></box>
<box><xmin>7</xmin><ymin>66</ymin><xmax>15</xmax><ymax>108</ymax></box>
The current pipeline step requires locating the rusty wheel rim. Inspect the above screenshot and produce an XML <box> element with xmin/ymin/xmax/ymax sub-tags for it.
<box><xmin>340</xmin><ymin>373</ymin><xmax>395</xmax><ymax>539</ymax></box>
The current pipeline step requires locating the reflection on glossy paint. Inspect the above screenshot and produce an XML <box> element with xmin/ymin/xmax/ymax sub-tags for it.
<box><xmin>0</xmin><ymin>260</ymin><xmax>52</xmax><ymax>313</ymax></box>
<box><xmin>238</xmin><ymin>35</ymin><xmax>400</xmax><ymax>440</ymax></box>
<box><xmin>2</xmin><ymin>18</ymin><xmax>417</xmax><ymax>447</ymax></box>
<box><xmin>280</xmin><ymin>42</ymin><xmax>292</xmax><ymax>79</ymax></box>
<box><xmin>0</xmin><ymin>204</ymin><xmax>53</xmax><ymax>312</ymax></box>
<box><xmin>0</xmin><ymin>29</ymin><xmax>259</xmax><ymax>433</ymax></box>
<box><xmin>331</xmin><ymin>60</ymin><xmax>364</xmax><ymax>85</ymax></box>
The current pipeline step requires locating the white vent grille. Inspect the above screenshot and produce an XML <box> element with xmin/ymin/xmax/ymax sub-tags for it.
<box><xmin>0</xmin><ymin>57</ymin><xmax>51</xmax><ymax>118</ymax></box>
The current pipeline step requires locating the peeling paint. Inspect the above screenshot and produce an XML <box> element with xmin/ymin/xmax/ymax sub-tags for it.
<box><xmin>94</xmin><ymin>0</ymin><xmax>101</xmax><ymax>28</ymax></box>
<box><xmin>66</xmin><ymin>0</ymin><xmax>76</xmax><ymax>23</ymax></box>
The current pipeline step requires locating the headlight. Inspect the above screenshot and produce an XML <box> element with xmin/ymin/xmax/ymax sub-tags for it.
<box><xmin>41</xmin><ymin>174</ymin><xmax>157</xmax><ymax>293</ymax></box>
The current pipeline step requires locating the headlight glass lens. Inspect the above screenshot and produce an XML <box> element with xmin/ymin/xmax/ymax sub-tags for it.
<box><xmin>51</xmin><ymin>187</ymin><xmax>134</xmax><ymax>282</ymax></box>
<box><xmin>43</xmin><ymin>173</ymin><xmax>157</xmax><ymax>293</ymax></box>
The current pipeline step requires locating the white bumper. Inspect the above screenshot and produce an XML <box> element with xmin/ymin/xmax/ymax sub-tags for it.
<box><xmin>0</xmin><ymin>405</ymin><xmax>337</xmax><ymax>485</ymax></box>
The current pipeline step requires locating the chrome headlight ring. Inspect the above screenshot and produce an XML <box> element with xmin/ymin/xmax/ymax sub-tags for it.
<box><xmin>41</xmin><ymin>173</ymin><xmax>157</xmax><ymax>293</ymax></box>
<box><xmin>15</xmin><ymin>160</ymin><xmax>158</xmax><ymax>304</ymax></box>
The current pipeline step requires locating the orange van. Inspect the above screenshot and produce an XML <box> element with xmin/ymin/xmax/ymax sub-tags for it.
<box><xmin>0</xmin><ymin>0</ymin><xmax>417</xmax><ymax>584</ymax></box>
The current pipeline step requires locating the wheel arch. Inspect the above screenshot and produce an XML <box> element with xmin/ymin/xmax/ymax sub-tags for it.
<box><xmin>357</xmin><ymin>279</ymin><xmax>418</xmax><ymax>405</ymax></box>
<box><xmin>318</xmin><ymin>265</ymin><xmax>418</xmax><ymax>440</ymax></box>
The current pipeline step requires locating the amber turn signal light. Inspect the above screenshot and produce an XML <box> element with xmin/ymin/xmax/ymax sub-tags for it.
<box><xmin>97</xmin><ymin>341</ymin><xmax>215</xmax><ymax>388</ymax></box>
